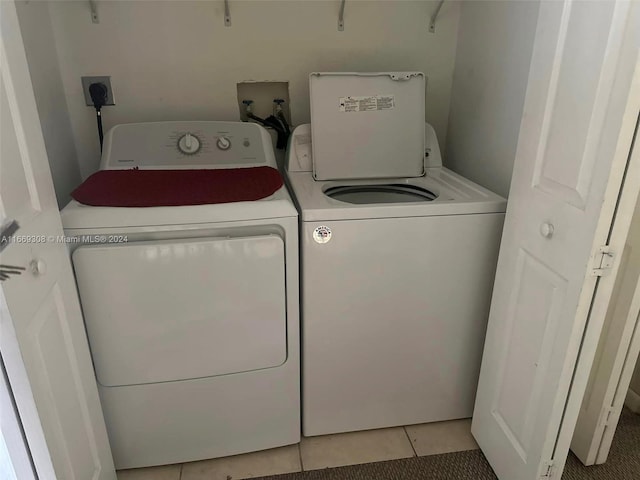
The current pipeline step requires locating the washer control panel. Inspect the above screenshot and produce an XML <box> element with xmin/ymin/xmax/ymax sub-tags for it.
<box><xmin>101</xmin><ymin>121</ymin><xmax>270</xmax><ymax>170</ymax></box>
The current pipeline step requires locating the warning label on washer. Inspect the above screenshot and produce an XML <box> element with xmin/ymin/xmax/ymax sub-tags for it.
<box><xmin>339</xmin><ymin>95</ymin><xmax>395</xmax><ymax>112</ymax></box>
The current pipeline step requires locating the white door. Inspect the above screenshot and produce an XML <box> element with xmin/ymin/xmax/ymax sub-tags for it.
<box><xmin>571</xmin><ymin>157</ymin><xmax>640</xmax><ymax>466</ymax></box>
<box><xmin>472</xmin><ymin>1</ymin><xmax>640</xmax><ymax>480</ymax></box>
<box><xmin>1</xmin><ymin>352</ymin><xmax>36</xmax><ymax>480</ymax></box>
<box><xmin>0</xmin><ymin>1</ymin><xmax>116</xmax><ymax>479</ymax></box>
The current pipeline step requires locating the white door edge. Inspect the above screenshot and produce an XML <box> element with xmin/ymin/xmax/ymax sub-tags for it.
<box><xmin>570</xmin><ymin>118</ymin><xmax>640</xmax><ymax>466</ymax></box>
<box><xmin>596</xmin><ymin>275</ymin><xmax>640</xmax><ymax>464</ymax></box>
<box><xmin>0</xmin><ymin>274</ymin><xmax>56</xmax><ymax>480</ymax></box>
<box><xmin>576</xmin><ymin>119</ymin><xmax>640</xmax><ymax>466</ymax></box>
<box><xmin>0</xmin><ymin>346</ymin><xmax>37</xmax><ymax>480</ymax></box>
<box><xmin>551</xmin><ymin>104</ymin><xmax>640</xmax><ymax>474</ymax></box>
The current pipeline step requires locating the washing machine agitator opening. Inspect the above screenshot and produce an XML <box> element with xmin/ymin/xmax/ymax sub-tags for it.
<box><xmin>324</xmin><ymin>184</ymin><xmax>437</xmax><ymax>204</ymax></box>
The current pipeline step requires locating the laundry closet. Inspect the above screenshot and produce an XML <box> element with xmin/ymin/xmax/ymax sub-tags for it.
<box><xmin>3</xmin><ymin>1</ymin><xmax>639</xmax><ymax>480</ymax></box>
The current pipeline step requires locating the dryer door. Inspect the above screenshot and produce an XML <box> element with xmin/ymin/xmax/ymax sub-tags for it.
<box><xmin>73</xmin><ymin>235</ymin><xmax>287</xmax><ymax>386</ymax></box>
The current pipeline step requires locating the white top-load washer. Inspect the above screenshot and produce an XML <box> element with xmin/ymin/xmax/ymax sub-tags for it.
<box><xmin>62</xmin><ymin>121</ymin><xmax>299</xmax><ymax>469</ymax></box>
<box><xmin>286</xmin><ymin>73</ymin><xmax>507</xmax><ymax>436</ymax></box>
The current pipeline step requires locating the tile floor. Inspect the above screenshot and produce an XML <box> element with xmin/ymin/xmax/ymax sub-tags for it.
<box><xmin>116</xmin><ymin>419</ymin><xmax>478</xmax><ymax>480</ymax></box>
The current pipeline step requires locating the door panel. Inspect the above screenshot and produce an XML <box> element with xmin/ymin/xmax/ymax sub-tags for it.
<box><xmin>535</xmin><ymin>1</ymin><xmax>616</xmax><ymax>209</ymax></box>
<box><xmin>0</xmin><ymin>78</ymin><xmax>39</xmax><ymax>219</ymax></box>
<box><xmin>493</xmin><ymin>250</ymin><xmax>567</xmax><ymax>461</ymax></box>
<box><xmin>26</xmin><ymin>284</ymin><xmax>103</xmax><ymax>480</ymax></box>
<box><xmin>472</xmin><ymin>1</ymin><xmax>640</xmax><ymax>479</ymax></box>
<box><xmin>0</xmin><ymin>1</ymin><xmax>116</xmax><ymax>478</ymax></box>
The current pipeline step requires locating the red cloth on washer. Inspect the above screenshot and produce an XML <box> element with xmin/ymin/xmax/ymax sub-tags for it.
<box><xmin>71</xmin><ymin>167</ymin><xmax>284</xmax><ymax>207</ymax></box>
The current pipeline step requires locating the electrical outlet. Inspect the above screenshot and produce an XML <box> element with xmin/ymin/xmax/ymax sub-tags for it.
<box><xmin>82</xmin><ymin>76</ymin><xmax>115</xmax><ymax>106</ymax></box>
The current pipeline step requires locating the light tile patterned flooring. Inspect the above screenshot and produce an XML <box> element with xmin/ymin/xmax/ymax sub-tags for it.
<box><xmin>116</xmin><ymin>419</ymin><xmax>478</xmax><ymax>480</ymax></box>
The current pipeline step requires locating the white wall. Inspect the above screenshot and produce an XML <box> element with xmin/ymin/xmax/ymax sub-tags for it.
<box><xmin>15</xmin><ymin>0</ymin><xmax>81</xmax><ymax>207</ymax></box>
<box><xmin>444</xmin><ymin>0</ymin><xmax>540</xmax><ymax>198</ymax></box>
<box><xmin>44</xmin><ymin>0</ymin><xmax>461</xmax><ymax>179</ymax></box>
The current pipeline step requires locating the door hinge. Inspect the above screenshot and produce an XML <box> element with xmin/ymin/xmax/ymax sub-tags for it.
<box><xmin>591</xmin><ymin>245</ymin><xmax>615</xmax><ymax>276</ymax></box>
<box><xmin>600</xmin><ymin>405</ymin><xmax>615</xmax><ymax>428</ymax></box>
<box><xmin>540</xmin><ymin>460</ymin><xmax>555</xmax><ymax>479</ymax></box>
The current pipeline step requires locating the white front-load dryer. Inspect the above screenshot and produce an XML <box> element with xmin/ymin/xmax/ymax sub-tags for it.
<box><xmin>286</xmin><ymin>72</ymin><xmax>507</xmax><ymax>437</ymax></box>
<box><xmin>62</xmin><ymin>121</ymin><xmax>300</xmax><ymax>468</ymax></box>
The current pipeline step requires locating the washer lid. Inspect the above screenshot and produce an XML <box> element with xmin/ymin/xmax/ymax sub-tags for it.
<box><xmin>310</xmin><ymin>72</ymin><xmax>425</xmax><ymax>181</ymax></box>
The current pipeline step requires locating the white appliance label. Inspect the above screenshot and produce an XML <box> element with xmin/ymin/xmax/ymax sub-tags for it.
<box><xmin>313</xmin><ymin>225</ymin><xmax>332</xmax><ymax>244</ymax></box>
<box><xmin>339</xmin><ymin>95</ymin><xmax>395</xmax><ymax>112</ymax></box>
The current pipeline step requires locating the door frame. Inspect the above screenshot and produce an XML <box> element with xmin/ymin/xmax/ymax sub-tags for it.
<box><xmin>570</xmin><ymin>117</ymin><xmax>640</xmax><ymax>466</ymax></box>
<box><xmin>598</xmin><ymin>273</ymin><xmax>640</xmax><ymax>463</ymax></box>
<box><xmin>552</xmin><ymin>102</ymin><xmax>640</xmax><ymax>474</ymax></box>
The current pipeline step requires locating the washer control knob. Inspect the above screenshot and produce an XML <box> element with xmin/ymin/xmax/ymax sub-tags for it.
<box><xmin>216</xmin><ymin>136</ymin><xmax>231</xmax><ymax>150</ymax></box>
<box><xmin>177</xmin><ymin>133</ymin><xmax>201</xmax><ymax>155</ymax></box>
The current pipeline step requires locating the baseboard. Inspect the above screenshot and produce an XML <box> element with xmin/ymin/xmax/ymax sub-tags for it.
<box><xmin>625</xmin><ymin>388</ymin><xmax>640</xmax><ymax>414</ymax></box>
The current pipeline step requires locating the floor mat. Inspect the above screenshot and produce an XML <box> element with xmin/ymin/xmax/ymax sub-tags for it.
<box><xmin>563</xmin><ymin>408</ymin><xmax>640</xmax><ymax>479</ymax></box>
<box><xmin>253</xmin><ymin>409</ymin><xmax>640</xmax><ymax>480</ymax></box>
